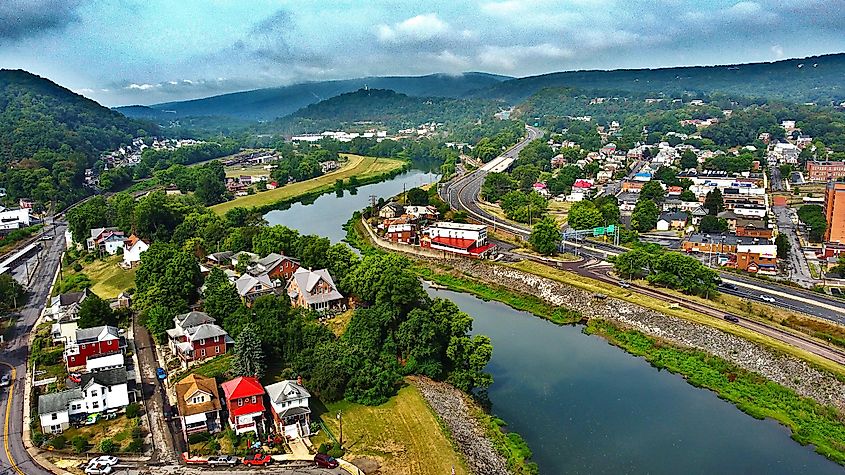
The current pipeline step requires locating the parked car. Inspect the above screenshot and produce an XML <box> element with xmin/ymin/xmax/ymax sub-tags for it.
<box><xmin>314</xmin><ymin>453</ymin><xmax>339</xmax><ymax>468</ymax></box>
<box><xmin>723</xmin><ymin>315</ymin><xmax>740</xmax><ymax>323</ymax></box>
<box><xmin>83</xmin><ymin>413</ymin><xmax>100</xmax><ymax>425</ymax></box>
<box><xmin>0</xmin><ymin>374</ymin><xmax>10</xmax><ymax>387</ymax></box>
<box><xmin>156</xmin><ymin>367</ymin><xmax>167</xmax><ymax>381</ymax></box>
<box><xmin>618</xmin><ymin>280</ymin><xmax>631</xmax><ymax>288</ymax></box>
<box><xmin>88</xmin><ymin>456</ymin><xmax>118</xmax><ymax>466</ymax></box>
<box><xmin>242</xmin><ymin>454</ymin><xmax>272</xmax><ymax>466</ymax></box>
<box><xmin>84</xmin><ymin>462</ymin><xmax>112</xmax><ymax>475</ymax></box>
<box><xmin>759</xmin><ymin>295</ymin><xmax>776</xmax><ymax>303</ymax></box>
<box><xmin>720</xmin><ymin>282</ymin><xmax>737</xmax><ymax>290</ymax></box>
<box><xmin>207</xmin><ymin>455</ymin><xmax>240</xmax><ymax>467</ymax></box>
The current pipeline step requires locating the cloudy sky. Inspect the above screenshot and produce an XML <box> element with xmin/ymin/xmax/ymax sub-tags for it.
<box><xmin>1</xmin><ymin>0</ymin><xmax>843</xmax><ymax>106</ymax></box>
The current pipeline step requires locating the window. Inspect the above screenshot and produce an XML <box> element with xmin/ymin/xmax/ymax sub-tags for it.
<box><xmin>251</xmin><ymin>396</ymin><xmax>256</xmax><ymax>404</ymax></box>
<box><xmin>200</xmin><ymin>349</ymin><xmax>206</xmax><ymax>357</ymax></box>
<box><xmin>199</xmin><ymin>338</ymin><xmax>205</xmax><ymax>346</ymax></box>
<box><xmin>91</xmin><ymin>390</ymin><xmax>98</xmax><ymax>397</ymax></box>
<box><xmin>51</xmin><ymin>413</ymin><xmax>58</xmax><ymax>420</ymax></box>
<box><xmin>215</xmin><ymin>346</ymin><xmax>220</xmax><ymax>354</ymax></box>
<box><xmin>92</xmin><ymin>402</ymin><xmax>99</xmax><ymax>409</ymax></box>
<box><xmin>238</xmin><ymin>399</ymin><xmax>243</xmax><ymax>407</ymax></box>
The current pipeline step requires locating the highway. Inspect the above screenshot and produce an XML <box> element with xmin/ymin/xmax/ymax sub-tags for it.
<box><xmin>0</xmin><ymin>223</ymin><xmax>66</xmax><ymax>475</ymax></box>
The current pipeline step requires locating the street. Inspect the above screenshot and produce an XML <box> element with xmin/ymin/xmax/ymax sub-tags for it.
<box><xmin>0</xmin><ymin>223</ymin><xmax>67</xmax><ymax>475</ymax></box>
<box><xmin>772</xmin><ymin>205</ymin><xmax>817</xmax><ymax>287</ymax></box>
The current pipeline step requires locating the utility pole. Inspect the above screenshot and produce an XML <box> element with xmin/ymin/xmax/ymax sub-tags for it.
<box><xmin>336</xmin><ymin>411</ymin><xmax>343</xmax><ymax>447</ymax></box>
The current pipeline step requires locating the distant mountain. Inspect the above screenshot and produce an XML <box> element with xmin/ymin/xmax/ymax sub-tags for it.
<box><xmin>266</xmin><ymin>88</ymin><xmax>500</xmax><ymax>135</ymax></box>
<box><xmin>473</xmin><ymin>53</ymin><xmax>845</xmax><ymax>104</ymax></box>
<box><xmin>0</xmin><ymin>69</ymin><xmax>157</xmax><ymax>208</ymax></box>
<box><xmin>114</xmin><ymin>72</ymin><xmax>510</xmax><ymax>121</ymax></box>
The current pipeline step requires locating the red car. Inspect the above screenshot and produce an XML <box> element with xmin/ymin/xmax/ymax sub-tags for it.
<box><xmin>314</xmin><ymin>453</ymin><xmax>339</xmax><ymax>468</ymax></box>
<box><xmin>242</xmin><ymin>454</ymin><xmax>272</xmax><ymax>466</ymax></box>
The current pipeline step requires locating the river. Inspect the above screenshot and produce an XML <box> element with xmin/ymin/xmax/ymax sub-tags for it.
<box><xmin>264</xmin><ymin>169</ymin><xmax>439</xmax><ymax>242</ymax></box>
<box><xmin>264</xmin><ymin>169</ymin><xmax>842</xmax><ymax>474</ymax></box>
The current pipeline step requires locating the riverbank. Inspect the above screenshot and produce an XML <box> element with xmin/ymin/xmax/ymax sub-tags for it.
<box><xmin>211</xmin><ymin>154</ymin><xmax>407</xmax><ymax>215</ymax></box>
<box><xmin>349</xmin><ymin>217</ymin><xmax>845</xmax><ymax>466</ymax></box>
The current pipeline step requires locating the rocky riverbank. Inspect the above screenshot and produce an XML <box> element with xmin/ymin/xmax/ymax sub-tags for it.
<box><xmin>411</xmin><ymin>377</ymin><xmax>510</xmax><ymax>475</ymax></box>
<box><xmin>436</xmin><ymin>258</ymin><xmax>845</xmax><ymax>414</ymax></box>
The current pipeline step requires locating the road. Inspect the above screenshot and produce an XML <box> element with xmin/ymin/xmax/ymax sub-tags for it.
<box><xmin>772</xmin><ymin>205</ymin><xmax>816</xmax><ymax>287</ymax></box>
<box><xmin>0</xmin><ymin>223</ymin><xmax>66</xmax><ymax>475</ymax></box>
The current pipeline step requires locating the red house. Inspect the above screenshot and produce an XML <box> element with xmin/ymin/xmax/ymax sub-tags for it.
<box><xmin>221</xmin><ymin>376</ymin><xmax>266</xmax><ymax>435</ymax></box>
<box><xmin>249</xmin><ymin>253</ymin><xmax>300</xmax><ymax>281</ymax></box>
<box><xmin>64</xmin><ymin>326</ymin><xmax>125</xmax><ymax>371</ymax></box>
<box><xmin>167</xmin><ymin>311</ymin><xmax>234</xmax><ymax>368</ymax></box>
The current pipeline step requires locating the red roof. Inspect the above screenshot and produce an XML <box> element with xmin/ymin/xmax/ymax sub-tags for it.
<box><xmin>221</xmin><ymin>376</ymin><xmax>264</xmax><ymax>400</ymax></box>
<box><xmin>468</xmin><ymin>243</ymin><xmax>495</xmax><ymax>256</ymax></box>
<box><xmin>431</xmin><ymin>236</ymin><xmax>476</xmax><ymax>250</ymax></box>
<box><xmin>573</xmin><ymin>180</ymin><xmax>592</xmax><ymax>189</ymax></box>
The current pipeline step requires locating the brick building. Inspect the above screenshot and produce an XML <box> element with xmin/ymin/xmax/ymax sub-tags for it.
<box><xmin>807</xmin><ymin>161</ymin><xmax>845</xmax><ymax>182</ymax></box>
<box><xmin>824</xmin><ymin>182</ymin><xmax>845</xmax><ymax>243</ymax></box>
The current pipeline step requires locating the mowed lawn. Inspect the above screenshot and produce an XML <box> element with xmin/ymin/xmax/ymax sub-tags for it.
<box><xmin>79</xmin><ymin>255</ymin><xmax>137</xmax><ymax>299</ymax></box>
<box><xmin>210</xmin><ymin>154</ymin><xmax>405</xmax><ymax>215</ymax></box>
<box><xmin>316</xmin><ymin>385</ymin><xmax>468</xmax><ymax>475</ymax></box>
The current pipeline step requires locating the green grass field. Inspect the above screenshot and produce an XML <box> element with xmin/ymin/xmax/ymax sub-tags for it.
<box><xmin>313</xmin><ymin>384</ymin><xmax>468</xmax><ymax>475</ymax></box>
<box><xmin>211</xmin><ymin>154</ymin><xmax>405</xmax><ymax>215</ymax></box>
<box><xmin>78</xmin><ymin>255</ymin><xmax>137</xmax><ymax>299</ymax></box>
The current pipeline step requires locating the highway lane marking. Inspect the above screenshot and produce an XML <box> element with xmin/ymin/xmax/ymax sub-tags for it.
<box><xmin>724</xmin><ymin>278</ymin><xmax>845</xmax><ymax>315</ymax></box>
<box><xmin>0</xmin><ymin>362</ymin><xmax>24</xmax><ymax>475</ymax></box>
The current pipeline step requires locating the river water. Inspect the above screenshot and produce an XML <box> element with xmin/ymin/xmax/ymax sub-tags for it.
<box><xmin>265</xmin><ymin>170</ymin><xmax>843</xmax><ymax>474</ymax></box>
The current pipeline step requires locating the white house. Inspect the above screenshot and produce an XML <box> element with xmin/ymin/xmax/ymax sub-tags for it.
<box><xmin>265</xmin><ymin>379</ymin><xmax>311</xmax><ymax>438</ymax></box>
<box><xmin>122</xmin><ymin>235</ymin><xmax>149</xmax><ymax>267</ymax></box>
<box><xmin>0</xmin><ymin>208</ymin><xmax>32</xmax><ymax>232</ymax></box>
<box><xmin>37</xmin><ymin>367</ymin><xmax>130</xmax><ymax>434</ymax></box>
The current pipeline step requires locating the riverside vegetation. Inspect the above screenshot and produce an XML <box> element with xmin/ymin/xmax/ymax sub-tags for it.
<box><xmin>348</xmin><ymin>214</ymin><xmax>845</xmax><ymax>467</ymax></box>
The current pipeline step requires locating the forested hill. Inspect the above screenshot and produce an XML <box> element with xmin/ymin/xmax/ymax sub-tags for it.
<box><xmin>0</xmin><ymin>69</ymin><xmax>156</xmax><ymax>209</ymax></box>
<box><xmin>265</xmin><ymin>88</ymin><xmax>500</xmax><ymax>135</ymax></box>
<box><xmin>115</xmin><ymin>72</ymin><xmax>510</xmax><ymax>121</ymax></box>
<box><xmin>473</xmin><ymin>53</ymin><xmax>845</xmax><ymax>104</ymax></box>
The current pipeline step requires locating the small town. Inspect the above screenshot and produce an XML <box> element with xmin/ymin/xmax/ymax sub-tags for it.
<box><xmin>3</xmin><ymin>3</ymin><xmax>845</xmax><ymax>475</ymax></box>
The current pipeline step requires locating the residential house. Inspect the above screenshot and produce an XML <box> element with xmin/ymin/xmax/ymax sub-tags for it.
<box><xmin>656</xmin><ymin>211</ymin><xmax>688</xmax><ymax>231</ymax></box>
<box><xmin>221</xmin><ymin>376</ymin><xmax>266</xmax><ymax>435</ymax></box>
<box><xmin>248</xmin><ymin>253</ymin><xmax>300</xmax><ymax>281</ymax></box>
<box><xmin>122</xmin><ymin>234</ymin><xmax>149</xmax><ymax>268</ymax></box>
<box><xmin>265</xmin><ymin>379</ymin><xmax>311</xmax><ymax>438</ymax></box>
<box><xmin>38</xmin><ymin>367</ymin><xmax>131</xmax><ymax>434</ymax></box>
<box><xmin>230</xmin><ymin>251</ymin><xmax>259</xmax><ymax>269</ymax></box>
<box><xmin>731</xmin><ymin>244</ymin><xmax>778</xmax><ymax>274</ymax></box>
<box><xmin>403</xmin><ymin>205</ymin><xmax>438</xmax><ymax>222</ymax></box>
<box><xmin>49</xmin><ymin>290</ymin><xmax>87</xmax><ymax>321</ymax></box>
<box><xmin>385</xmin><ymin>222</ymin><xmax>416</xmax><ymax>244</ymax></box>
<box><xmin>206</xmin><ymin>251</ymin><xmax>234</xmax><ymax>267</ymax></box>
<box><xmin>175</xmin><ymin>374</ymin><xmax>222</xmax><ymax>438</ymax></box>
<box><xmin>166</xmin><ymin>311</ymin><xmax>234</xmax><ymax>367</ymax></box>
<box><xmin>735</xmin><ymin>219</ymin><xmax>773</xmax><ymax>239</ymax></box>
<box><xmin>379</xmin><ymin>202</ymin><xmax>405</xmax><ymax>219</ymax></box>
<box><xmin>235</xmin><ymin>273</ymin><xmax>276</xmax><ymax>304</ymax></box>
<box><xmin>64</xmin><ymin>326</ymin><xmax>125</xmax><ymax>371</ymax></box>
<box><xmin>0</xmin><ymin>208</ymin><xmax>32</xmax><ymax>232</ymax></box>
<box><xmin>287</xmin><ymin>267</ymin><xmax>345</xmax><ymax>313</ymax></box>
<box><xmin>86</xmin><ymin>227</ymin><xmax>125</xmax><ymax>254</ymax></box>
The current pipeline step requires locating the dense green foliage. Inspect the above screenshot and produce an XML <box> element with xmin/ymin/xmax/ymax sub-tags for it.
<box><xmin>587</xmin><ymin>319</ymin><xmax>845</xmax><ymax>466</ymax></box>
<box><xmin>0</xmin><ymin>274</ymin><xmax>25</xmax><ymax>312</ymax></box>
<box><xmin>0</xmin><ymin>70</ymin><xmax>156</xmax><ymax>210</ymax></box>
<box><xmin>77</xmin><ymin>292</ymin><xmax>117</xmax><ymax>328</ymax></box>
<box><xmin>631</xmin><ymin>199</ymin><xmax>659</xmax><ymax>232</ymax></box>
<box><xmin>613</xmin><ymin>244</ymin><xmax>719</xmax><ymax>297</ymax></box>
<box><xmin>500</xmin><ymin>191</ymin><xmax>547</xmax><ymax>223</ymax></box>
<box><xmin>529</xmin><ymin>217</ymin><xmax>559</xmax><ymax>256</ymax></box>
<box><xmin>797</xmin><ymin>205</ymin><xmax>827</xmax><ymax>242</ymax></box>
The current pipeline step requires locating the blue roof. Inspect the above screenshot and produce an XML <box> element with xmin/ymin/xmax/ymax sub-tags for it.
<box><xmin>634</xmin><ymin>172</ymin><xmax>652</xmax><ymax>177</ymax></box>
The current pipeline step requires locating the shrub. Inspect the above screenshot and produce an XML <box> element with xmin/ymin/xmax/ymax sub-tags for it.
<box><xmin>130</xmin><ymin>426</ymin><xmax>144</xmax><ymax>440</ymax></box>
<box><xmin>99</xmin><ymin>438</ymin><xmax>116</xmax><ymax>454</ymax></box>
<box><xmin>125</xmin><ymin>402</ymin><xmax>141</xmax><ymax>418</ymax></box>
<box><xmin>327</xmin><ymin>442</ymin><xmax>345</xmax><ymax>459</ymax></box>
<box><xmin>125</xmin><ymin>438</ymin><xmax>143</xmax><ymax>453</ymax></box>
<box><xmin>49</xmin><ymin>435</ymin><xmax>66</xmax><ymax>450</ymax></box>
<box><xmin>32</xmin><ymin>432</ymin><xmax>46</xmax><ymax>447</ymax></box>
<box><xmin>71</xmin><ymin>435</ymin><xmax>88</xmax><ymax>454</ymax></box>
<box><xmin>207</xmin><ymin>438</ymin><xmax>221</xmax><ymax>453</ymax></box>
<box><xmin>188</xmin><ymin>432</ymin><xmax>211</xmax><ymax>444</ymax></box>
<box><xmin>317</xmin><ymin>442</ymin><xmax>332</xmax><ymax>454</ymax></box>
<box><xmin>72</xmin><ymin>262</ymin><xmax>83</xmax><ymax>272</ymax></box>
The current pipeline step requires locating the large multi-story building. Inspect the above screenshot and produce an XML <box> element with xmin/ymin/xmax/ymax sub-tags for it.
<box><xmin>807</xmin><ymin>161</ymin><xmax>845</xmax><ymax>182</ymax></box>
<box><xmin>824</xmin><ymin>182</ymin><xmax>845</xmax><ymax>243</ymax></box>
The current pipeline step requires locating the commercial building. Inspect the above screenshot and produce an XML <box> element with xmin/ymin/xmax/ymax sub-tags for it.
<box><xmin>806</xmin><ymin>161</ymin><xmax>845</xmax><ymax>182</ymax></box>
<box><xmin>421</xmin><ymin>222</ymin><xmax>495</xmax><ymax>257</ymax></box>
<box><xmin>824</xmin><ymin>182</ymin><xmax>845</xmax><ymax>243</ymax></box>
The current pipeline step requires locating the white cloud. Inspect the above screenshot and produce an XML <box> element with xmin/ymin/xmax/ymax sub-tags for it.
<box><xmin>771</xmin><ymin>44</ymin><xmax>785</xmax><ymax>58</ymax></box>
<box><xmin>478</xmin><ymin>43</ymin><xmax>574</xmax><ymax>71</ymax></box>
<box><xmin>126</xmin><ymin>83</ymin><xmax>157</xmax><ymax>90</ymax></box>
<box><xmin>376</xmin><ymin>13</ymin><xmax>450</xmax><ymax>44</ymax></box>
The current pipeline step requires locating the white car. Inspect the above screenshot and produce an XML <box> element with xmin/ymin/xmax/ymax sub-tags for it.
<box><xmin>0</xmin><ymin>374</ymin><xmax>10</xmax><ymax>387</ymax></box>
<box><xmin>89</xmin><ymin>456</ymin><xmax>119</xmax><ymax>466</ymax></box>
<box><xmin>759</xmin><ymin>295</ymin><xmax>776</xmax><ymax>303</ymax></box>
<box><xmin>84</xmin><ymin>463</ymin><xmax>112</xmax><ymax>475</ymax></box>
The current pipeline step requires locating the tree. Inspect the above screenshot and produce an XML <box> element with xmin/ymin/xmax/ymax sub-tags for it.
<box><xmin>775</xmin><ymin>233</ymin><xmax>791</xmax><ymax>260</ymax></box>
<box><xmin>797</xmin><ymin>205</ymin><xmax>827</xmax><ymax>242</ymax></box>
<box><xmin>679</xmin><ymin>190</ymin><xmax>697</xmax><ymax>202</ymax></box>
<box><xmin>0</xmin><ymin>275</ymin><xmax>25</xmax><ymax>311</ymax></box>
<box><xmin>77</xmin><ymin>292</ymin><xmax>116</xmax><ymax>328</ymax></box>
<box><xmin>704</xmin><ymin>189</ymin><xmax>724</xmax><ymax>215</ymax></box>
<box><xmin>567</xmin><ymin>201</ymin><xmax>603</xmax><ymax>230</ymax></box>
<box><xmin>530</xmin><ymin>217</ymin><xmax>559</xmax><ymax>256</ymax></box>
<box><xmin>251</xmin><ymin>225</ymin><xmax>300</xmax><ymax>257</ymax></box>
<box><xmin>202</xmin><ymin>268</ymin><xmax>243</xmax><ymax>329</ymax></box>
<box><xmin>231</xmin><ymin>323</ymin><xmax>266</xmax><ymax>378</ymax></box>
<box><xmin>639</xmin><ymin>181</ymin><xmax>666</xmax><ymax>203</ymax></box>
<box><xmin>631</xmin><ymin>199</ymin><xmax>659</xmax><ymax>232</ymax></box>
<box><xmin>680</xmin><ymin>149</ymin><xmax>699</xmax><ymax>169</ymax></box>
<box><xmin>406</xmin><ymin>187</ymin><xmax>428</xmax><ymax>205</ymax></box>
<box><xmin>699</xmin><ymin>215</ymin><xmax>728</xmax><ymax>233</ymax></box>
<box><xmin>481</xmin><ymin>172</ymin><xmax>514</xmax><ymax>202</ymax></box>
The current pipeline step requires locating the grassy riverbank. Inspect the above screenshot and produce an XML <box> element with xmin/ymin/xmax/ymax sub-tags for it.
<box><xmin>586</xmin><ymin>319</ymin><xmax>845</xmax><ymax>465</ymax></box>
<box><xmin>211</xmin><ymin>154</ymin><xmax>407</xmax><ymax>215</ymax></box>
